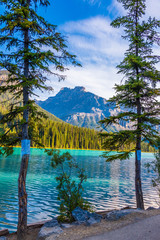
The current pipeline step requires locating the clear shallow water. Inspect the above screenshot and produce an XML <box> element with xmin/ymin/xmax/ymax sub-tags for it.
<box><xmin>0</xmin><ymin>148</ymin><xmax>159</xmax><ymax>232</ymax></box>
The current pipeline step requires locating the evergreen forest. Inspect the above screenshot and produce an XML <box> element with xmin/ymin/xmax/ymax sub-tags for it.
<box><xmin>0</xmin><ymin>91</ymin><xmax>155</xmax><ymax>152</ymax></box>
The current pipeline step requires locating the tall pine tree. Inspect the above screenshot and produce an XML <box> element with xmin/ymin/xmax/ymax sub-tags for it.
<box><xmin>0</xmin><ymin>0</ymin><xmax>79</xmax><ymax>239</ymax></box>
<box><xmin>100</xmin><ymin>0</ymin><xmax>160</xmax><ymax>209</ymax></box>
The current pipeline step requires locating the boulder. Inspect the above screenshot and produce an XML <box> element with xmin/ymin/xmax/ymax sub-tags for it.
<box><xmin>43</xmin><ymin>218</ymin><xmax>59</xmax><ymax>228</ymax></box>
<box><xmin>72</xmin><ymin>207</ymin><xmax>89</xmax><ymax>223</ymax></box>
<box><xmin>88</xmin><ymin>212</ymin><xmax>102</xmax><ymax>223</ymax></box>
<box><xmin>72</xmin><ymin>207</ymin><xmax>102</xmax><ymax>225</ymax></box>
<box><xmin>146</xmin><ymin>207</ymin><xmax>157</xmax><ymax>211</ymax></box>
<box><xmin>106</xmin><ymin>209</ymin><xmax>144</xmax><ymax>221</ymax></box>
<box><xmin>0</xmin><ymin>237</ymin><xmax>7</xmax><ymax>240</ymax></box>
<box><xmin>37</xmin><ymin>218</ymin><xmax>63</xmax><ymax>240</ymax></box>
<box><xmin>86</xmin><ymin>217</ymin><xmax>98</xmax><ymax>226</ymax></box>
<box><xmin>60</xmin><ymin>223</ymin><xmax>73</xmax><ymax>229</ymax></box>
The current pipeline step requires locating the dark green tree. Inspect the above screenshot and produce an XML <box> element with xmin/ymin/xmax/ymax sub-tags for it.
<box><xmin>0</xmin><ymin>0</ymin><xmax>79</xmax><ymax>239</ymax></box>
<box><xmin>100</xmin><ymin>0</ymin><xmax>160</xmax><ymax>209</ymax></box>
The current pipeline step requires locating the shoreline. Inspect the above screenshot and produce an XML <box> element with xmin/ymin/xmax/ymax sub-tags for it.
<box><xmin>0</xmin><ymin>205</ymin><xmax>158</xmax><ymax>236</ymax></box>
<box><xmin>2</xmin><ymin>208</ymin><xmax>160</xmax><ymax>240</ymax></box>
<box><xmin>8</xmin><ymin>146</ymin><xmax>155</xmax><ymax>154</ymax></box>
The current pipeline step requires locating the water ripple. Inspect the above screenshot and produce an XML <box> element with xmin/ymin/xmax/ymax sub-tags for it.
<box><xmin>0</xmin><ymin>149</ymin><xmax>159</xmax><ymax>232</ymax></box>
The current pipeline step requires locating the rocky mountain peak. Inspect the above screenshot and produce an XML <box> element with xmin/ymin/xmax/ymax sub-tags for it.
<box><xmin>59</xmin><ymin>86</ymin><xmax>86</xmax><ymax>94</ymax></box>
<box><xmin>37</xmin><ymin>86</ymin><xmax>116</xmax><ymax>130</ymax></box>
<box><xmin>74</xmin><ymin>86</ymin><xmax>86</xmax><ymax>91</ymax></box>
<box><xmin>37</xmin><ymin>87</ymin><xmax>134</xmax><ymax>131</ymax></box>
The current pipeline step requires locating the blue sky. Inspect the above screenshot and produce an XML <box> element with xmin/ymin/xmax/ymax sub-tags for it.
<box><xmin>37</xmin><ymin>0</ymin><xmax>126</xmax><ymax>100</ymax></box>
<box><xmin>39</xmin><ymin>0</ymin><xmax>113</xmax><ymax>25</ymax></box>
<box><xmin>1</xmin><ymin>0</ymin><xmax>160</xmax><ymax>100</ymax></box>
<box><xmin>36</xmin><ymin>0</ymin><xmax>160</xmax><ymax>101</ymax></box>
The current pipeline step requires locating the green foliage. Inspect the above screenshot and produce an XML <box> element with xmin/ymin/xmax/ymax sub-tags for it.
<box><xmin>45</xmin><ymin>149</ymin><xmax>92</xmax><ymax>222</ymax></box>
<box><xmin>100</xmin><ymin>0</ymin><xmax>160</xmax><ymax>161</ymax></box>
<box><xmin>0</xmin><ymin>0</ymin><xmax>80</xmax><ymax>154</ymax></box>
<box><xmin>0</xmin><ymin>90</ymin><xmax>156</xmax><ymax>152</ymax></box>
<box><xmin>0</xmin><ymin>1</ymin><xmax>80</xmax><ymax>237</ymax></box>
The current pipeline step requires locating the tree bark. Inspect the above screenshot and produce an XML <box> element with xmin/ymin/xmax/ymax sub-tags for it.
<box><xmin>17</xmin><ymin>154</ymin><xmax>29</xmax><ymax>240</ymax></box>
<box><xmin>135</xmin><ymin>149</ymin><xmax>144</xmax><ymax>209</ymax></box>
<box><xmin>135</xmin><ymin>97</ymin><xmax>144</xmax><ymax>209</ymax></box>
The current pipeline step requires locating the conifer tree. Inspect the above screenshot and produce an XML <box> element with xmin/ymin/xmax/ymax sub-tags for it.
<box><xmin>100</xmin><ymin>0</ymin><xmax>160</xmax><ymax>209</ymax></box>
<box><xmin>0</xmin><ymin>0</ymin><xmax>79</xmax><ymax>239</ymax></box>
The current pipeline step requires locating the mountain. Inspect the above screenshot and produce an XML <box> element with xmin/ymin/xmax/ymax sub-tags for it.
<box><xmin>0</xmin><ymin>71</ymin><xmax>104</xmax><ymax>150</ymax></box>
<box><xmin>37</xmin><ymin>86</ymin><xmax>129</xmax><ymax>131</ymax></box>
<box><xmin>0</xmin><ymin>70</ymin><xmax>155</xmax><ymax>152</ymax></box>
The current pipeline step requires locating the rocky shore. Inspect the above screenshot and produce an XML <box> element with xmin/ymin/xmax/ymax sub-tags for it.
<box><xmin>1</xmin><ymin>207</ymin><xmax>160</xmax><ymax>240</ymax></box>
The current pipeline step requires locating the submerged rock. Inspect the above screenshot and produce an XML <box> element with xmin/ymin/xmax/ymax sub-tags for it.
<box><xmin>0</xmin><ymin>237</ymin><xmax>7</xmax><ymax>240</ymax></box>
<box><xmin>72</xmin><ymin>207</ymin><xmax>102</xmax><ymax>225</ymax></box>
<box><xmin>106</xmin><ymin>209</ymin><xmax>144</xmax><ymax>221</ymax></box>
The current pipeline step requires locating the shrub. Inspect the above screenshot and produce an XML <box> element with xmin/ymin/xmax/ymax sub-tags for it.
<box><xmin>45</xmin><ymin>149</ymin><xmax>92</xmax><ymax>222</ymax></box>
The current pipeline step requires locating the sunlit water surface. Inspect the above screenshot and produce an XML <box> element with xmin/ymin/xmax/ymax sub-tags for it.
<box><xmin>0</xmin><ymin>148</ymin><xmax>159</xmax><ymax>232</ymax></box>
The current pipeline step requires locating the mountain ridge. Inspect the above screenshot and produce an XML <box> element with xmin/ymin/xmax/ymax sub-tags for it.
<box><xmin>37</xmin><ymin>86</ymin><xmax>127</xmax><ymax>131</ymax></box>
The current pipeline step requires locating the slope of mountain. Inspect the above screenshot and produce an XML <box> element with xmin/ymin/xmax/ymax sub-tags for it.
<box><xmin>0</xmin><ymin>71</ymin><xmax>62</xmax><ymax>122</ymax></box>
<box><xmin>0</xmin><ymin>91</ymin><xmax>103</xmax><ymax>150</ymax></box>
<box><xmin>37</xmin><ymin>86</ymin><xmax>127</xmax><ymax>131</ymax></box>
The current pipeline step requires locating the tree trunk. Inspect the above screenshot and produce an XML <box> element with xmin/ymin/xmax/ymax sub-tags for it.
<box><xmin>135</xmin><ymin>97</ymin><xmax>144</xmax><ymax>209</ymax></box>
<box><xmin>17</xmin><ymin>154</ymin><xmax>29</xmax><ymax>240</ymax></box>
<box><xmin>134</xmin><ymin>0</ymin><xmax>144</xmax><ymax>210</ymax></box>
<box><xmin>135</xmin><ymin>150</ymin><xmax>144</xmax><ymax>209</ymax></box>
<box><xmin>17</xmin><ymin>3</ymin><xmax>30</xmax><ymax>238</ymax></box>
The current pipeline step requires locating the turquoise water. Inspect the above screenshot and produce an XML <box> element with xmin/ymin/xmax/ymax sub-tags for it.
<box><xmin>0</xmin><ymin>148</ymin><xmax>159</xmax><ymax>232</ymax></box>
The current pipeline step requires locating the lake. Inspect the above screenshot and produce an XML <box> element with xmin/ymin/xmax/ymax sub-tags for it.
<box><xmin>0</xmin><ymin>148</ymin><xmax>159</xmax><ymax>232</ymax></box>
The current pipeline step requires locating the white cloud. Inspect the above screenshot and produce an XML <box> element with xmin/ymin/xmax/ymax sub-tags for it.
<box><xmin>145</xmin><ymin>0</ymin><xmax>160</xmax><ymax>19</ymax></box>
<box><xmin>37</xmin><ymin>16</ymin><xmax>126</xmax><ymax>100</ymax></box>
<box><xmin>82</xmin><ymin>0</ymin><xmax>102</xmax><ymax>7</ymax></box>
<box><xmin>107</xmin><ymin>0</ymin><xmax>126</xmax><ymax>16</ymax></box>
<box><xmin>38</xmin><ymin>64</ymin><xmax>121</xmax><ymax>101</ymax></box>
<box><xmin>61</xmin><ymin>16</ymin><xmax>127</xmax><ymax>64</ymax></box>
<box><xmin>38</xmin><ymin>0</ymin><xmax>160</xmax><ymax>101</ymax></box>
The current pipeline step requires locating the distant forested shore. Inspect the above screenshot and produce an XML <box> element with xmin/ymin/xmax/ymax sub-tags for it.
<box><xmin>29</xmin><ymin>120</ymin><xmax>155</xmax><ymax>152</ymax></box>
